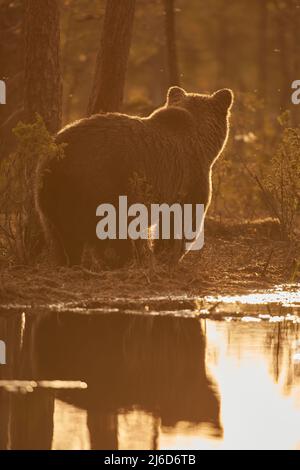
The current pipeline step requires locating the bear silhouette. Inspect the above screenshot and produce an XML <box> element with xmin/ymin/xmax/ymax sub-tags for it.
<box><xmin>35</xmin><ymin>86</ymin><xmax>233</xmax><ymax>266</ymax></box>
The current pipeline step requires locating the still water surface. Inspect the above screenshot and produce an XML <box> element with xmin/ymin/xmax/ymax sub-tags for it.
<box><xmin>0</xmin><ymin>290</ymin><xmax>300</xmax><ymax>450</ymax></box>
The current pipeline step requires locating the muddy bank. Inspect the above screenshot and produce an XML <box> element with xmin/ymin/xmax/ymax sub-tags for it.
<box><xmin>0</xmin><ymin>219</ymin><xmax>298</xmax><ymax>306</ymax></box>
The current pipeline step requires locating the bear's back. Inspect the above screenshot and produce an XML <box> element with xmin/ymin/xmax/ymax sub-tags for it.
<box><xmin>56</xmin><ymin>112</ymin><xmax>146</xmax><ymax>153</ymax></box>
<box><xmin>53</xmin><ymin>109</ymin><xmax>196</xmax><ymax>203</ymax></box>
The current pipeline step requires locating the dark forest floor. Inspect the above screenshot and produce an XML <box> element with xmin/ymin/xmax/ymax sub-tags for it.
<box><xmin>0</xmin><ymin>218</ymin><xmax>299</xmax><ymax>306</ymax></box>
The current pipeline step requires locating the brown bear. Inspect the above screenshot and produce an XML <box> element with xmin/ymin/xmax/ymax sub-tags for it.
<box><xmin>35</xmin><ymin>86</ymin><xmax>233</xmax><ymax>266</ymax></box>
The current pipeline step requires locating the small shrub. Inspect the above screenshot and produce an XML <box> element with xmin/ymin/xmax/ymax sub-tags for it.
<box><xmin>264</xmin><ymin>112</ymin><xmax>300</xmax><ymax>239</ymax></box>
<box><xmin>0</xmin><ymin>115</ymin><xmax>65</xmax><ymax>264</ymax></box>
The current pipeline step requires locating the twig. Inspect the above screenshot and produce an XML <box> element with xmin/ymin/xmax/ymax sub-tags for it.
<box><xmin>261</xmin><ymin>248</ymin><xmax>274</xmax><ymax>277</ymax></box>
<box><xmin>241</xmin><ymin>160</ymin><xmax>280</xmax><ymax>221</ymax></box>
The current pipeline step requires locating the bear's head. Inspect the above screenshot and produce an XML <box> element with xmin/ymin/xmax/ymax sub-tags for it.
<box><xmin>166</xmin><ymin>86</ymin><xmax>233</xmax><ymax>164</ymax></box>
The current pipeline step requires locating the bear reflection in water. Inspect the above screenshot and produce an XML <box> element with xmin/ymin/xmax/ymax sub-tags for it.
<box><xmin>0</xmin><ymin>312</ymin><xmax>221</xmax><ymax>449</ymax></box>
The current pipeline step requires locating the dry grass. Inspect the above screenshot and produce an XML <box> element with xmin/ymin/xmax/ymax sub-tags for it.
<box><xmin>0</xmin><ymin>218</ymin><xmax>298</xmax><ymax>306</ymax></box>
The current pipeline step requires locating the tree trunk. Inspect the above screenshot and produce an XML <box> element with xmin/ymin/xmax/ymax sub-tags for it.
<box><xmin>0</xmin><ymin>1</ymin><xmax>23</xmax><ymax>162</ymax></box>
<box><xmin>164</xmin><ymin>0</ymin><xmax>180</xmax><ymax>87</ymax></box>
<box><xmin>276</xmin><ymin>0</ymin><xmax>290</xmax><ymax>113</ymax></box>
<box><xmin>87</xmin><ymin>0</ymin><xmax>136</xmax><ymax>115</ymax></box>
<box><xmin>257</xmin><ymin>0</ymin><xmax>268</xmax><ymax>134</ymax></box>
<box><xmin>292</xmin><ymin>0</ymin><xmax>300</xmax><ymax>125</ymax></box>
<box><xmin>0</xmin><ymin>1</ymin><xmax>23</xmax><ymax>128</ymax></box>
<box><xmin>24</xmin><ymin>0</ymin><xmax>62</xmax><ymax>133</ymax></box>
<box><xmin>216</xmin><ymin>1</ymin><xmax>229</xmax><ymax>89</ymax></box>
<box><xmin>258</xmin><ymin>0</ymin><xmax>268</xmax><ymax>102</ymax></box>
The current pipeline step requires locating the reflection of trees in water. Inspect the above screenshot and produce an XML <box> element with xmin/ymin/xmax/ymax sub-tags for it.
<box><xmin>0</xmin><ymin>313</ymin><xmax>22</xmax><ymax>449</ymax></box>
<box><xmin>211</xmin><ymin>317</ymin><xmax>300</xmax><ymax>397</ymax></box>
<box><xmin>0</xmin><ymin>310</ymin><xmax>222</xmax><ymax>449</ymax></box>
<box><xmin>0</xmin><ymin>312</ymin><xmax>54</xmax><ymax>449</ymax></box>
<box><xmin>87</xmin><ymin>411</ymin><xmax>118</xmax><ymax>450</ymax></box>
<box><xmin>265</xmin><ymin>320</ymin><xmax>300</xmax><ymax>393</ymax></box>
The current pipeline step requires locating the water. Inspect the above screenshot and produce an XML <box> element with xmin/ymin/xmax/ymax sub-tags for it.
<box><xmin>0</xmin><ymin>288</ymin><xmax>300</xmax><ymax>450</ymax></box>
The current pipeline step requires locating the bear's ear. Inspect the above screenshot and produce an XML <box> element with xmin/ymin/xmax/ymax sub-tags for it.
<box><xmin>212</xmin><ymin>88</ymin><xmax>234</xmax><ymax>111</ymax></box>
<box><xmin>167</xmin><ymin>86</ymin><xmax>186</xmax><ymax>106</ymax></box>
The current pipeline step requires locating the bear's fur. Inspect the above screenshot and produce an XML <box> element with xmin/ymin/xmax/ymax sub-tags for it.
<box><xmin>36</xmin><ymin>86</ymin><xmax>233</xmax><ymax>266</ymax></box>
